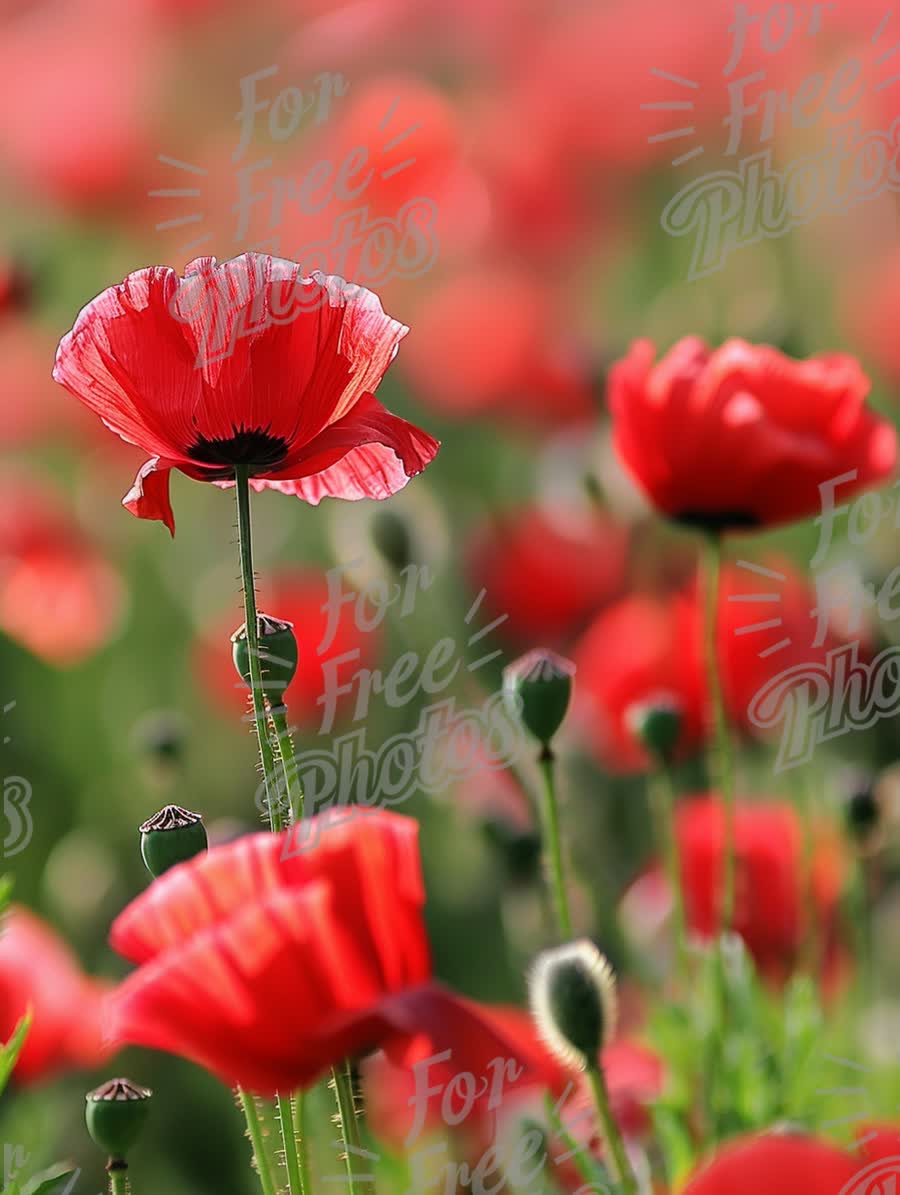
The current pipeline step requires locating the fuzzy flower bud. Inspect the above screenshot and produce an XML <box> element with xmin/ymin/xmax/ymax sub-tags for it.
<box><xmin>528</xmin><ymin>939</ymin><xmax>617</xmax><ymax>1071</ymax></box>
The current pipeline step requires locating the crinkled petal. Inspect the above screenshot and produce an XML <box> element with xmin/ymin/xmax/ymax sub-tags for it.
<box><xmin>123</xmin><ymin>458</ymin><xmax>177</xmax><ymax>536</ymax></box>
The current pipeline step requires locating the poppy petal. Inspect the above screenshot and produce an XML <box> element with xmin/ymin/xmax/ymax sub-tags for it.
<box><xmin>123</xmin><ymin>458</ymin><xmax>177</xmax><ymax>536</ymax></box>
<box><xmin>253</xmin><ymin>393</ymin><xmax>440</xmax><ymax>503</ymax></box>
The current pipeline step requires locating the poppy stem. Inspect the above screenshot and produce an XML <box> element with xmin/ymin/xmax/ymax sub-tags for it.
<box><xmin>332</xmin><ymin>1060</ymin><xmax>367</xmax><ymax>1195</ymax></box>
<box><xmin>649</xmin><ymin>765</ymin><xmax>689</xmax><ymax>984</ymax></box>
<box><xmin>234</xmin><ymin>465</ymin><xmax>284</xmax><ymax>833</ymax></box>
<box><xmin>702</xmin><ymin>533</ymin><xmax>735</xmax><ymax>933</ymax></box>
<box><xmin>537</xmin><ymin>745</ymin><xmax>574</xmax><ymax>940</ymax></box>
<box><xmin>239</xmin><ymin>1089</ymin><xmax>279</xmax><ymax>1195</ymax></box>
<box><xmin>585</xmin><ymin>1064</ymin><xmax>638</xmax><ymax>1195</ymax></box>
<box><xmin>259</xmin><ymin>704</ymin><xmax>313</xmax><ymax>1195</ymax></box>
<box><xmin>107</xmin><ymin>1161</ymin><xmax>131</xmax><ymax>1195</ymax></box>
<box><xmin>271</xmin><ymin>705</ymin><xmax>305</xmax><ymax>820</ymax></box>
<box><xmin>277</xmin><ymin>1094</ymin><xmax>307</xmax><ymax>1195</ymax></box>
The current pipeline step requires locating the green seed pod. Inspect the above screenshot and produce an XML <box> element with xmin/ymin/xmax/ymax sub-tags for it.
<box><xmin>231</xmin><ymin>614</ymin><xmax>298</xmax><ymax>708</ymax></box>
<box><xmin>370</xmin><ymin>508</ymin><xmax>413</xmax><ymax>573</ymax></box>
<box><xmin>85</xmin><ymin>1079</ymin><xmax>152</xmax><ymax>1161</ymax></box>
<box><xmin>626</xmin><ymin>694</ymin><xmax>684</xmax><ymax>764</ymax></box>
<box><xmin>503</xmin><ymin>649</ymin><xmax>575</xmax><ymax>748</ymax></box>
<box><xmin>529</xmin><ymin>940</ymin><xmax>617</xmax><ymax>1071</ymax></box>
<box><xmin>140</xmin><ymin>805</ymin><xmax>207</xmax><ymax>877</ymax></box>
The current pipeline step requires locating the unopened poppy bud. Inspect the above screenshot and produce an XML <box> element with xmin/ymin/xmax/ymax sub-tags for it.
<box><xmin>626</xmin><ymin>695</ymin><xmax>683</xmax><ymax>763</ymax></box>
<box><xmin>140</xmin><ymin>805</ymin><xmax>207</xmax><ymax>877</ymax></box>
<box><xmin>529</xmin><ymin>940</ymin><xmax>617</xmax><ymax>1071</ymax></box>
<box><xmin>86</xmin><ymin>1078</ymin><xmax>152</xmax><ymax>1161</ymax></box>
<box><xmin>503</xmin><ymin>649</ymin><xmax>575</xmax><ymax>748</ymax></box>
<box><xmin>371</xmin><ymin>508</ymin><xmax>413</xmax><ymax>573</ymax></box>
<box><xmin>231</xmin><ymin>614</ymin><xmax>298</xmax><ymax>707</ymax></box>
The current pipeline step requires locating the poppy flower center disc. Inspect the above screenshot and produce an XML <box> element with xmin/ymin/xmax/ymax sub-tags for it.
<box><xmin>187</xmin><ymin>425</ymin><xmax>290</xmax><ymax>478</ymax></box>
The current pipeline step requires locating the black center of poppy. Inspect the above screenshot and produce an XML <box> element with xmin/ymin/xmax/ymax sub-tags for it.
<box><xmin>671</xmin><ymin>509</ymin><xmax>761</xmax><ymax>533</ymax></box>
<box><xmin>187</xmin><ymin>426</ymin><xmax>289</xmax><ymax>479</ymax></box>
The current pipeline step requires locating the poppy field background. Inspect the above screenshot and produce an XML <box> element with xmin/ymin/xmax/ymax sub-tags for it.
<box><xmin>6</xmin><ymin>1</ymin><xmax>900</xmax><ymax>1193</ymax></box>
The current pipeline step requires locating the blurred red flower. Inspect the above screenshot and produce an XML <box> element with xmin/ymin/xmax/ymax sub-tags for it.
<box><xmin>194</xmin><ymin>568</ymin><xmax>381</xmax><ymax>727</ymax></box>
<box><xmin>0</xmin><ymin>475</ymin><xmax>123</xmax><ymax>666</ymax></box>
<box><xmin>0</xmin><ymin>907</ymin><xmax>111</xmax><ymax>1085</ymax></box>
<box><xmin>855</xmin><ymin>1123</ymin><xmax>900</xmax><ymax>1164</ymax></box>
<box><xmin>574</xmin><ymin>595</ymin><xmax>706</xmax><ymax>773</ymax></box>
<box><xmin>363</xmin><ymin>1003</ymin><xmax>662</xmax><ymax>1168</ymax></box>
<box><xmin>0</xmin><ymin>319</ymin><xmax>76</xmax><ymax>450</ymax></box>
<box><xmin>682</xmin><ymin>1133</ymin><xmax>857</xmax><ymax>1195</ymax></box>
<box><xmin>670</xmin><ymin>796</ymin><xmax>845</xmax><ymax>982</ymax></box>
<box><xmin>401</xmin><ymin>266</ymin><xmax>594</xmax><ymax>425</ymax></box>
<box><xmin>682</xmin><ymin>556</ymin><xmax>864</xmax><ymax>736</ymax></box>
<box><xmin>0</xmin><ymin>0</ymin><xmax>160</xmax><ymax>209</ymax></box>
<box><xmin>109</xmin><ymin>810</ymin><xmax>556</xmax><ymax>1095</ymax></box>
<box><xmin>53</xmin><ymin>255</ymin><xmax>439</xmax><ymax>535</ymax></box>
<box><xmin>609</xmin><ymin>338</ymin><xmax>896</xmax><ymax>532</ymax></box>
<box><xmin>467</xmin><ymin>506</ymin><xmax>629</xmax><ymax>647</ymax></box>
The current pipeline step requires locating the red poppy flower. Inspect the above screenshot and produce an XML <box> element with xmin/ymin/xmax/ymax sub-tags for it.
<box><xmin>361</xmin><ymin>1004</ymin><xmax>566</xmax><ymax>1153</ymax></box>
<box><xmin>609</xmin><ymin>338</ymin><xmax>896</xmax><ymax>532</ymax></box>
<box><xmin>52</xmin><ymin>255</ymin><xmax>439</xmax><ymax>535</ymax></box>
<box><xmin>856</xmin><ymin>1123</ymin><xmax>900</xmax><ymax>1165</ymax></box>
<box><xmin>683</xmin><ymin>1134</ymin><xmax>857</xmax><ymax>1195</ymax></box>
<box><xmin>194</xmin><ymin>568</ymin><xmax>381</xmax><ymax>728</ymax></box>
<box><xmin>401</xmin><ymin>267</ymin><xmax>593</xmax><ymax>425</ymax></box>
<box><xmin>680</xmin><ymin>556</ymin><xmax>866</xmax><ymax>738</ymax></box>
<box><xmin>362</xmin><ymin>1002</ymin><xmax>661</xmax><ymax>1169</ymax></box>
<box><xmin>108</xmin><ymin>810</ymin><xmax>555</xmax><ymax>1095</ymax></box>
<box><xmin>670</xmin><ymin>796</ymin><xmax>845</xmax><ymax>982</ymax></box>
<box><xmin>467</xmin><ymin>506</ymin><xmax>628</xmax><ymax>647</ymax></box>
<box><xmin>573</xmin><ymin>595</ymin><xmax>706</xmax><ymax>773</ymax></box>
<box><xmin>0</xmin><ymin>0</ymin><xmax>159</xmax><ymax>209</ymax></box>
<box><xmin>0</xmin><ymin>474</ymin><xmax>123</xmax><ymax>666</ymax></box>
<box><xmin>0</xmin><ymin>907</ymin><xmax>111</xmax><ymax>1085</ymax></box>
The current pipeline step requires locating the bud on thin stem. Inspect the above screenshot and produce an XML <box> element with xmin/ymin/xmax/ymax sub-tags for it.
<box><xmin>140</xmin><ymin>805</ymin><xmax>207</xmax><ymax>877</ymax></box>
<box><xmin>86</xmin><ymin>1078</ymin><xmax>152</xmax><ymax>1165</ymax></box>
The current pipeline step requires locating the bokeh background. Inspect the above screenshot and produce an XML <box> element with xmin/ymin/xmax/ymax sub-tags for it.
<box><xmin>4</xmin><ymin>0</ymin><xmax>900</xmax><ymax>1190</ymax></box>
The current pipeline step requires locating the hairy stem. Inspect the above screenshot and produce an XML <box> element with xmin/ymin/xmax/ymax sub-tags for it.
<box><xmin>234</xmin><ymin>464</ymin><xmax>283</xmax><ymax>833</ymax></box>
<box><xmin>702</xmin><ymin>533</ymin><xmax>735</xmax><ymax>932</ymax></box>
<box><xmin>537</xmin><ymin>746</ymin><xmax>574</xmax><ymax>940</ymax></box>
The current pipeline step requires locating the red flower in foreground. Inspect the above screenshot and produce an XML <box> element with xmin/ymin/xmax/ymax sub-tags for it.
<box><xmin>671</xmin><ymin>796</ymin><xmax>844</xmax><ymax>982</ymax></box>
<box><xmin>467</xmin><ymin>506</ymin><xmax>628</xmax><ymax>646</ymax></box>
<box><xmin>683</xmin><ymin>1134</ymin><xmax>858</xmax><ymax>1195</ymax></box>
<box><xmin>0</xmin><ymin>475</ymin><xmax>123</xmax><ymax>665</ymax></box>
<box><xmin>0</xmin><ymin>907</ymin><xmax>111</xmax><ymax>1085</ymax></box>
<box><xmin>52</xmin><ymin>255</ymin><xmax>439</xmax><ymax>535</ymax></box>
<box><xmin>109</xmin><ymin>810</ymin><xmax>555</xmax><ymax>1095</ymax></box>
<box><xmin>609</xmin><ymin>338</ymin><xmax>896</xmax><ymax>532</ymax></box>
<box><xmin>194</xmin><ymin>569</ymin><xmax>381</xmax><ymax>728</ymax></box>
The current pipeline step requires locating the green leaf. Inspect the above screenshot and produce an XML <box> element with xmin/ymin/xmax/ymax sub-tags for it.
<box><xmin>22</xmin><ymin>1167</ymin><xmax>80</xmax><ymax>1195</ymax></box>
<box><xmin>0</xmin><ymin>1012</ymin><xmax>32</xmax><ymax>1095</ymax></box>
<box><xmin>0</xmin><ymin>876</ymin><xmax>14</xmax><ymax>920</ymax></box>
<box><xmin>652</xmin><ymin>1105</ymin><xmax>696</xmax><ymax>1191</ymax></box>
